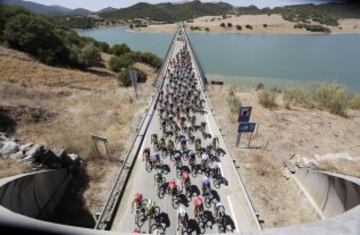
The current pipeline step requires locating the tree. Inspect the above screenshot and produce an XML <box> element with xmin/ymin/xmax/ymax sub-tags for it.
<box><xmin>220</xmin><ymin>22</ymin><xmax>226</xmax><ymax>27</ymax></box>
<box><xmin>3</xmin><ymin>13</ymin><xmax>67</xmax><ymax>65</ymax></box>
<box><xmin>236</xmin><ymin>25</ymin><xmax>242</xmax><ymax>30</ymax></box>
<box><xmin>80</xmin><ymin>43</ymin><xmax>101</xmax><ymax>67</ymax></box>
<box><xmin>111</xmin><ymin>43</ymin><xmax>131</xmax><ymax>56</ymax></box>
<box><xmin>227</xmin><ymin>22</ymin><xmax>232</xmax><ymax>27</ymax></box>
<box><xmin>108</xmin><ymin>54</ymin><xmax>135</xmax><ymax>72</ymax></box>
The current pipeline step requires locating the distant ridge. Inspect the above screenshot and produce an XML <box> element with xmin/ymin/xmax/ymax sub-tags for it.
<box><xmin>99</xmin><ymin>0</ymin><xmax>233</xmax><ymax>23</ymax></box>
<box><xmin>0</xmin><ymin>0</ymin><xmax>92</xmax><ymax>15</ymax></box>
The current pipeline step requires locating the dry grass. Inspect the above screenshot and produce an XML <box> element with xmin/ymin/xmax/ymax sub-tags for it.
<box><xmin>209</xmin><ymin>85</ymin><xmax>360</xmax><ymax>229</ymax></box>
<box><xmin>0</xmin><ymin>46</ymin><xmax>157</xmax><ymax>215</ymax></box>
<box><xmin>258</xmin><ymin>88</ymin><xmax>278</xmax><ymax>109</ymax></box>
<box><xmin>0</xmin><ymin>158</ymin><xmax>32</xmax><ymax>178</ymax></box>
<box><xmin>283</xmin><ymin>82</ymin><xmax>353</xmax><ymax>116</ymax></box>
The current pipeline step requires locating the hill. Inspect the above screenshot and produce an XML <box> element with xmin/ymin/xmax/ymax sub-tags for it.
<box><xmin>0</xmin><ymin>0</ymin><xmax>92</xmax><ymax>15</ymax></box>
<box><xmin>98</xmin><ymin>7</ymin><xmax>118</xmax><ymax>14</ymax></box>
<box><xmin>99</xmin><ymin>0</ymin><xmax>233</xmax><ymax>23</ymax></box>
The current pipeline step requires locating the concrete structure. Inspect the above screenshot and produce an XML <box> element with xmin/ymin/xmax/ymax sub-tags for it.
<box><xmin>0</xmin><ymin>26</ymin><xmax>359</xmax><ymax>235</ymax></box>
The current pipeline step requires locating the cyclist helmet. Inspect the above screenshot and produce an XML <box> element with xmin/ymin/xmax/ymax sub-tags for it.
<box><xmin>202</xmin><ymin>176</ymin><xmax>210</xmax><ymax>185</ymax></box>
<box><xmin>182</xmin><ymin>171</ymin><xmax>189</xmax><ymax>180</ymax></box>
<box><xmin>135</xmin><ymin>193</ymin><xmax>142</xmax><ymax>202</ymax></box>
<box><xmin>174</xmin><ymin>152</ymin><xmax>181</xmax><ymax>161</ymax></box>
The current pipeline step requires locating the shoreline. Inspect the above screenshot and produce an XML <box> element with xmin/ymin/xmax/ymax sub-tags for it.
<box><xmin>129</xmin><ymin>14</ymin><xmax>360</xmax><ymax>35</ymax></box>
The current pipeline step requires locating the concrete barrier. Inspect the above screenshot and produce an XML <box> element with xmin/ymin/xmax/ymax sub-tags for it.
<box><xmin>293</xmin><ymin>169</ymin><xmax>360</xmax><ymax>219</ymax></box>
<box><xmin>0</xmin><ymin>169</ymin><xmax>72</xmax><ymax>220</ymax></box>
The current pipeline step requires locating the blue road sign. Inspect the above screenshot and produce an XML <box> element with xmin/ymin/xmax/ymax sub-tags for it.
<box><xmin>238</xmin><ymin>122</ymin><xmax>256</xmax><ymax>133</ymax></box>
<box><xmin>238</xmin><ymin>106</ymin><xmax>252</xmax><ymax>123</ymax></box>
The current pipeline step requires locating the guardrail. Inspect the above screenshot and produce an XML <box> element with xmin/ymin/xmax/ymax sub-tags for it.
<box><xmin>184</xmin><ymin>29</ymin><xmax>208</xmax><ymax>89</ymax></box>
<box><xmin>94</xmin><ymin>27</ymin><xmax>180</xmax><ymax>230</ymax></box>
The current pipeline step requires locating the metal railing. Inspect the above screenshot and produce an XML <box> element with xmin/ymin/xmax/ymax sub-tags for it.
<box><xmin>94</xmin><ymin>27</ymin><xmax>180</xmax><ymax>230</ymax></box>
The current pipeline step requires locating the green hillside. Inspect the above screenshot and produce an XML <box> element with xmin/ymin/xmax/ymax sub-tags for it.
<box><xmin>100</xmin><ymin>0</ymin><xmax>233</xmax><ymax>23</ymax></box>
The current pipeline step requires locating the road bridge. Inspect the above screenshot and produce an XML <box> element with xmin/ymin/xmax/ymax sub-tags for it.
<box><xmin>108</xmin><ymin>27</ymin><xmax>261</xmax><ymax>234</ymax></box>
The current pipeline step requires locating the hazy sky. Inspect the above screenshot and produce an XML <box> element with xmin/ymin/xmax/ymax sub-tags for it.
<box><xmin>28</xmin><ymin>0</ymin><xmax>342</xmax><ymax>11</ymax></box>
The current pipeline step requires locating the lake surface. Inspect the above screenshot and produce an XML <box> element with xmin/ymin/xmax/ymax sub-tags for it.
<box><xmin>79</xmin><ymin>27</ymin><xmax>360</xmax><ymax>91</ymax></box>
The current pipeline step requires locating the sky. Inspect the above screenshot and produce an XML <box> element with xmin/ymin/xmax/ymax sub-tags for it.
<box><xmin>27</xmin><ymin>0</ymin><xmax>343</xmax><ymax>11</ymax></box>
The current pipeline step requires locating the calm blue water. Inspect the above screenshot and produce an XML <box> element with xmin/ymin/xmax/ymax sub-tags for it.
<box><xmin>78</xmin><ymin>27</ymin><xmax>360</xmax><ymax>91</ymax></box>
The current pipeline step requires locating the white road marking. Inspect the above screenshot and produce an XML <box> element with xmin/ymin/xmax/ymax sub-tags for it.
<box><xmin>227</xmin><ymin>195</ymin><xmax>240</xmax><ymax>233</ymax></box>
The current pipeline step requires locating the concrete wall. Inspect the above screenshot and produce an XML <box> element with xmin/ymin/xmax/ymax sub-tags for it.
<box><xmin>293</xmin><ymin>169</ymin><xmax>360</xmax><ymax>219</ymax></box>
<box><xmin>0</xmin><ymin>169</ymin><xmax>72</xmax><ymax>220</ymax></box>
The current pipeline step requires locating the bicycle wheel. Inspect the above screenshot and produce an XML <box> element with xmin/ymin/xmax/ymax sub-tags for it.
<box><xmin>213</xmin><ymin>177</ymin><xmax>221</xmax><ymax>189</ymax></box>
<box><xmin>172</xmin><ymin>196</ymin><xmax>179</xmax><ymax>209</ymax></box>
<box><xmin>205</xmin><ymin>196</ymin><xmax>211</xmax><ymax>208</ymax></box>
<box><xmin>158</xmin><ymin>189</ymin><xmax>165</xmax><ymax>199</ymax></box>
<box><xmin>145</xmin><ymin>161</ymin><xmax>152</xmax><ymax>173</ymax></box>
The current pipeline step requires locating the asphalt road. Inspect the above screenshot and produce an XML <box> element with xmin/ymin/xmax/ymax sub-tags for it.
<box><xmin>111</xmin><ymin>28</ymin><xmax>260</xmax><ymax>234</ymax></box>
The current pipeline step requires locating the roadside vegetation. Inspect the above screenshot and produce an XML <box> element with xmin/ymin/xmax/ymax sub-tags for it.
<box><xmin>0</xmin><ymin>5</ymin><xmax>108</xmax><ymax>68</ymax></box>
<box><xmin>226</xmin><ymin>87</ymin><xmax>241</xmax><ymax>116</ymax></box>
<box><xmin>256</xmin><ymin>82</ymin><xmax>360</xmax><ymax>116</ymax></box>
<box><xmin>283</xmin><ymin>82</ymin><xmax>359</xmax><ymax>116</ymax></box>
<box><xmin>258</xmin><ymin>88</ymin><xmax>278</xmax><ymax>109</ymax></box>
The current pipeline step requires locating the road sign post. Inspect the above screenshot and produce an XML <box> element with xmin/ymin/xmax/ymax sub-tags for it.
<box><xmin>237</xmin><ymin>122</ymin><xmax>256</xmax><ymax>148</ymax></box>
<box><xmin>129</xmin><ymin>69</ymin><xmax>138</xmax><ymax>99</ymax></box>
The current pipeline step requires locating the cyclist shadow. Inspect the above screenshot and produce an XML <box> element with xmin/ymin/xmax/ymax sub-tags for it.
<box><xmin>159</xmin><ymin>164</ymin><xmax>171</xmax><ymax>174</ymax></box>
<box><xmin>178</xmin><ymin>194</ymin><xmax>190</xmax><ymax>207</ymax></box>
<box><xmin>210</xmin><ymin>190</ymin><xmax>221</xmax><ymax>202</ymax></box>
<box><xmin>187</xmin><ymin>219</ymin><xmax>201</xmax><ymax>235</ymax></box>
<box><xmin>223</xmin><ymin>214</ymin><xmax>236</xmax><ymax>232</ymax></box>
<box><xmin>155</xmin><ymin>212</ymin><xmax>171</xmax><ymax>230</ymax></box>
<box><xmin>203</xmin><ymin>210</ymin><xmax>216</xmax><ymax>229</ymax></box>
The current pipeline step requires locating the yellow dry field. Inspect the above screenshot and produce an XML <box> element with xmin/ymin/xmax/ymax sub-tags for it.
<box><xmin>208</xmin><ymin>85</ymin><xmax>360</xmax><ymax>228</ymax></box>
<box><xmin>132</xmin><ymin>14</ymin><xmax>360</xmax><ymax>34</ymax></box>
<box><xmin>0</xmin><ymin>46</ymin><xmax>157</xmax><ymax>214</ymax></box>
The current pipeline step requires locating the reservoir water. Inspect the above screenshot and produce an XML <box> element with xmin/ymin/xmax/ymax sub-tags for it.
<box><xmin>78</xmin><ymin>26</ymin><xmax>360</xmax><ymax>91</ymax></box>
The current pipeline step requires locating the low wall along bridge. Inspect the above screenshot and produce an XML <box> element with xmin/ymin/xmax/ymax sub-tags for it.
<box><xmin>98</xmin><ymin>26</ymin><xmax>261</xmax><ymax>234</ymax></box>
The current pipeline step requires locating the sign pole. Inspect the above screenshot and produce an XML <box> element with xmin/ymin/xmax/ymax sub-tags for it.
<box><xmin>236</xmin><ymin>133</ymin><xmax>241</xmax><ymax>147</ymax></box>
<box><xmin>248</xmin><ymin>132</ymin><xmax>253</xmax><ymax>148</ymax></box>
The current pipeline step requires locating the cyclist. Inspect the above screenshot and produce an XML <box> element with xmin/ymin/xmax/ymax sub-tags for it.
<box><xmin>194</xmin><ymin>138</ymin><xmax>201</xmax><ymax>150</ymax></box>
<box><xmin>180</xmin><ymin>136</ymin><xmax>187</xmax><ymax>151</ymax></box>
<box><xmin>201</xmin><ymin>152</ymin><xmax>210</xmax><ymax>172</ymax></box>
<box><xmin>167</xmin><ymin>139</ymin><xmax>175</xmax><ymax>154</ymax></box>
<box><xmin>180</xmin><ymin>170</ymin><xmax>191</xmax><ymax>191</ymax></box>
<box><xmin>214</xmin><ymin>202</ymin><xmax>225</xmax><ymax>220</ymax></box>
<box><xmin>167</xmin><ymin>179</ymin><xmax>178</xmax><ymax>196</ymax></box>
<box><xmin>193</xmin><ymin>195</ymin><xmax>204</xmax><ymax>219</ymax></box>
<box><xmin>159</xmin><ymin>137</ymin><xmax>166</xmax><ymax>150</ymax></box>
<box><xmin>145</xmin><ymin>199</ymin><xmax>156</xmax><ymax>218</ymax></box>
<box><xmin>131</xmin><ymin>193</ymin><xmax>143</xmax><ymax>212</ymax></box>
<box><xmin>202</xmin><ymin>176</ymin><xmax>211</xmax><ymax>195</ymax></box>
<box><xmin>177</xmin><ymin>204</ymin><xmax>189</xmax><ymax>231</ymax></box>
<box><xmin>188</xmin><ymin>151</ymin><xmax>196</xmax><ymax>169</ymax></box>
<box><xmin>142</xmin><ymin>148</ymin><xmax>150</xmax><ymax>163</ymax></box>
<box><xmin>151</xmin><ymin>134</ymin><xmax>158</xmax><ymax>146</ymax></box>
<box><xmin>174</xmin><ymin>152</ymin><xmax>182</xmax><ymax>169</ymax></box>
<box><xmin>211</xmin><ymin>161</ymin><xmax>221</xmax><ymax>178</ymax></box>
<box><xmin>212</xmin><ymin>136</ymin><xmax>219</xmax><ymax>149</ymax></box>
<box><xmin>152</xmin><ymin>150</ymin><xmax>161</xmax><ymax>168</ymax></box>
<box><xmin>154</xmin><ymin>168</ymin><xmax>164</xmax><ymax>187</ymax></box>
